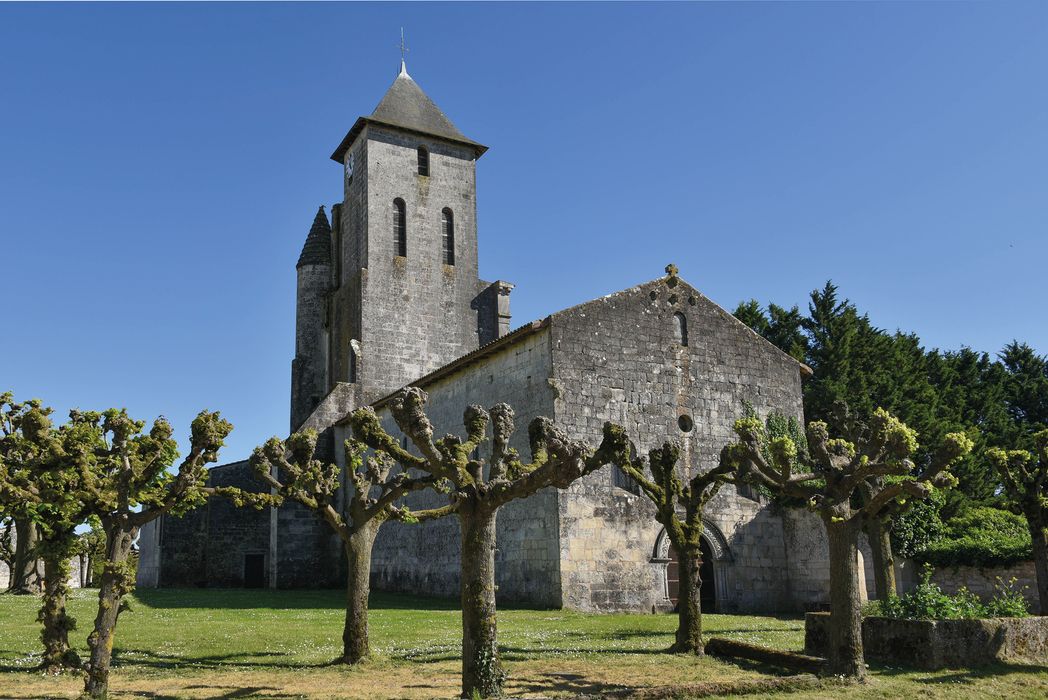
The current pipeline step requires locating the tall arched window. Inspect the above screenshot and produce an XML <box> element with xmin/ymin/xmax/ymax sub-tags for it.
<box><xmin>417</xmin><ymin>147</ymin><xmax>429</xmax><ymax>176</ymax></box>
<box><xmin>674</xmin><ymin>312</ymin><xmax>689</xmax><ymax>346</ymax></box>
<box><xmin>441</xmin><ymin>208</ymin><xmax>455</xmax><ymax>265</ymax></box>
<box><xmin>347</xmin><ymin>343</ymin><xmax>357</xmax><ymax>383</ymax></box>
<box><xmin>393</xmin><ymin>198</ymin><xmax>406</xmax><ymax>257</ymax></box>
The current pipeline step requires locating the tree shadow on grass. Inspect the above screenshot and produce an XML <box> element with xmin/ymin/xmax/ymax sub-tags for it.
<box><xmin>183</xmin><ymin>685</ymin><xmax>303</xmax><ymax>699</ymax></box>
<box><xmin>508</xmin><ymin>672</ymin><xmax>637</xmax><ymax>698</ymax></box>
<box><xmin>0</xmin><ymin>652</ymin><xmax>46</xmax><ymax>674</ymax></box>
<box><xmin>131</xmin><ymin>588</ymin><xmax>566</xmax><ymax>613</ymax></box>
<box><xmin>709</xmin><ymin>625</ymin><xmax>804</xmax><ymax>635</ymax></box>
<box><xmin>132</xmin><ymin>588</ymin><xmax>462</xmax><ymax>612</ymax></box>
<box><xmin>121</xmin><ymin>688</ymin><xmax>300</xmax><ymax>700</ymax></box>
<box><xmin>539</xmin><ymin>629</ymin><xmax>670</xmax><ymax>641</ymax></box>
<box><xmin>399</xmin><ymin>644</ymin><xmax>674</xmax><ymax>665</ymax></box>
<box><xmin>110</xmin><ymin>648</ymin><xmax>336</xmax><ymax>672</ymax></box>
<box><xmin>699</xmin><ymin>654</ymin><xmax>803</xmax><ymax>678</ymax></box>
<box><xmin>873</xmin><ymin>660</ymin><xmax>1048</xmax><ymax>684</ymax></box>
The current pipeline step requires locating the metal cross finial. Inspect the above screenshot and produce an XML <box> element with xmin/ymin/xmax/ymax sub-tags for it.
<box><xmin>398</xmin><ymin>28</ymin><xmax>409</xmax><ymax>73</ymax></box>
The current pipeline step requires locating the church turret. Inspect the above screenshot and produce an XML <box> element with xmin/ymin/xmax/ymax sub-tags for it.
<box><xmin>290</xmin><ymin>206</ymin><xmax>332</xmax><ymax>431</ymax></box>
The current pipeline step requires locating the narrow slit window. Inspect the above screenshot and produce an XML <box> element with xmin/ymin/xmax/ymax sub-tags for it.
<box><xmin>347</xmin><ymin>344</ymin><xmax>357</xmax><ymax>383</ymax></box>
<box><xmin>393</xmin><ymin>198</ymin><xmax>406</xmax><ymax>257</ymax></box>
<box><xmin>441</xmin><ymin>208</ymin><xmax>455</xmax><ymax>265</ymax></box>
<box><xmin>417</xmin><ymin>147</ymin><xmax>429</xmax><ymax>176</ymax></box>
<box><xmin>674</xmin><ymin>312</ymin><xmax>689</xmax><ymax>346</ymax></box>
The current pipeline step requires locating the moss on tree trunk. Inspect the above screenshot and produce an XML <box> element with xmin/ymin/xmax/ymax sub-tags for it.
<box><xmin>670</xmin><ymin>540</ymin><xmax>705</xmax><ymax>655</ymax></box>
<box><xmin>11</xmin><ymin>519</ymin><xmax>42</xmax><ymax>594</ymax></box>
<box><xmin>341</xmin><ymin>524</ymin><xmax>376</xmax><ymax>665</ymax></box>
<box><xmin>866</xmin><ymin>518</ymin><xmax>896</xmax><ymax>600</ymax></box>
<box><xmin>459</xmin><ymin>506</ymin><xmax>504</xmax><ymax>699</ymax></box>
<box><xmin>40</xmin><ymin>553</ymin><xmax>78</xmax><ymax>674</ymax></box>
<box><xmin>824</xmin><ymin>512</ymin><xmax>865</xmax><ymax>679</ymax></box>
<box><xmin>83</xmin><ymin>528</ymin><xmax>135</xmax><ymax>700</ymax></box>
<box><xmin>1026</xmin><ymin>511</ymin><xmax>1048</xmax><ymax>614</ymax></box>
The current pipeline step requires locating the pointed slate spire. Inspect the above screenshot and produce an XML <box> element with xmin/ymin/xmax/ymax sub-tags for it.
<box><xmin>369</xmin><ymin>70</ymin><xmax>472</xmax><ymax>145</ymax></box>
<box><xmin>331</xmin><ymin>70</ymin><xmax>486</xmax><ymax>163</ymax></box>
<box><xmin>296</xmin><ymin>206</ymin><xmax>332</xmax><ymax>268</ymax></box>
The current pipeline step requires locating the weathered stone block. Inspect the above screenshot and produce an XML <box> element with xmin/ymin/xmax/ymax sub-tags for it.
<box><xmin>805</xmin><ymin>612</ymin><xmax>1048</xmax><ymax>668</ymax></box>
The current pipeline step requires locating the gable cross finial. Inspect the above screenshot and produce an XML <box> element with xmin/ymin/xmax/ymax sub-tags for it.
<box><xmin>398</xmin><ymin>28</ymin><xmax>409</xmax><ymax>75</ymax></box>
<box><xmin>665</xmin><ymin>263</ymin><xmax>679</xmax><ymax>278</ymax></box>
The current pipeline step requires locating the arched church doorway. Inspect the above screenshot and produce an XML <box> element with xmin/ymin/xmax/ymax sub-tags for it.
<box><xmin>666</xmin><ymin>537</ymin><xmax>716</xmax><ymax>613</ymax></box>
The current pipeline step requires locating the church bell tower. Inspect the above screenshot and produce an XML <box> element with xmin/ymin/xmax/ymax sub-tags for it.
<box><xmin>291</xmin><ymin>60</ymin><xmax>509</xmax><ymax>432</ymax></box>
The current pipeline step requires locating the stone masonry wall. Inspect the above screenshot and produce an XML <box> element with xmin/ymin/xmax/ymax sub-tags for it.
<box><xmin>291</xmin><ymin>263</ymin><xmax>331</xmax><ymax>432</ymax></box>
<box><xmin>153</xmin><ymin>494</ymin><xmax>209</xmax><ymax>588</ymax></box>
<box><xmin>781</xmin><ymin>507</ymin><xmax>876</xmax><ymax>608</ymax></box>
<box><xmin>146</xmin><ymin>460</ymin><xmax>272</xmax><ymax>588</ymax></box>
<box><xmin>205</xmin><ymin>461</ymin><xmax>273</xmax><ymax>587</ymax></box>
<box><xmin>364</xmin><ymin>329</ymin><xmax>560</xmax><ymax>605</ymax></box>
<box><xmin>547</xmin><ymin>275</ymin><xmax>815</xmax><ymax>612</ymax></box>
<box><xmin>137</xmin><ymin>519</ymin><xmax>161</xmax><ymax>588</ymax></box>
<box><xmin>354</xmin><ymin>126</ymin><xmax>483</xmax><ymax>399</ymax></box>
<box><xmin>328</xmin><ymin>136</ymin><xmax>368</xmax><ymax>396</ymax></box>
<box><xmin>897</xmin><ymin>559</ymin><xmax>1041</xmax><ymax>614</ymax></box>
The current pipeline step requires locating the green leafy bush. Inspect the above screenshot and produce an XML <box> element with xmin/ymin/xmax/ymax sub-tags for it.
<box><xmin>917</xmin><ymin>506</ymin><xmax>1032</xmax><ymax>568</ymax></box>
<box><xmin>865</xmin><ymin>564</ymin><xmax>1028</xmax><ymax>620</ymax></box>
<box><xmin>984</xmin><ymin>578</ymin><xmax>1030</xmax><ymax>617</ymax></box>
<box><xmin>891</xmin><ymin>486</ymin><xmax>947</xmax><ymax>559</ymax></box>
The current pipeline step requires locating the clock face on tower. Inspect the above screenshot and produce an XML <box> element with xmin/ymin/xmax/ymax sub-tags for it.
<box><xmin>345</xmin><ymin>153</ymin><xmax>354</xmax><ymax>181</ymax></box>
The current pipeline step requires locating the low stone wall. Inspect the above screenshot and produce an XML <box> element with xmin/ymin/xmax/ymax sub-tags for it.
<box><xmin>909</xmin><ymin>561</ymin><xmax>1040</xmax><ymax>615</ymax></box>
<box><xmin>805</xmin><ymin>612</ymin><xmax>1048</xmax><ymax>669</ymax></box>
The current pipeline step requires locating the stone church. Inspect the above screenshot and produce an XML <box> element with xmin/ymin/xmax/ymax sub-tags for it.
<box><xmin>138</xmin><ymin>62</ymin><xmax>870</xmax><ymax>612</ymax></box>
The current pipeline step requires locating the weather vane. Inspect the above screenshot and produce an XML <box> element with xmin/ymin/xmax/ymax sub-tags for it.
<box><xmin>398</xmin><ymin>27</ymin><xmax>409</xmax><ymax>72</ymax></box>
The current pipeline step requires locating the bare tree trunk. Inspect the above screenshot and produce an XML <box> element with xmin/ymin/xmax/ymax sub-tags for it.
<box><xmin>341</xmin><ymin>524</ymin><xmax>376</xmax><ymax>664</ymax></box>
<box><xmin>1027</xmin><ymin>512</ymin><xmax>1048</xmax><ymax>615</ymax></box>
<box><xmin>83</xmin><ymin>527</ymin><xmax>136</xmax><ymax>699</ymax></box>
<box><xmin>866</xmin><ymin>518</ymin><xmax>896</xmax><ymax>600</ymax></box>
<box><xmin>86</xmin><ymin>550</ymin><xmax>96</xmax><ymax>588</ymax></box>
<box><xmin>460</xmin><ymin>505</ymin><xmax>504</xmax><ymax>699</ymax></box>
<box><xmin>823</xmin><ymin>512</ymin><xmax>866</xmax><ymax>679</ymax></box>
<box><xmin>79</xmin><ymin>553</ymin><xmax>88</xmax><ymax>588</ymax></box>
<box><xmin>671</xmin><ymin>540</ymin><xmax>704</xmax><ymax>655</ymax></box>
<box><xmin>40</xmin><ymin>553</ymin><xmax>78</xmax><ymax>673</ymax></box>
<box><xmin>0</xmin><ymin>520</ymin><xmax>15</xmax><ymax>584</ymax></box>
<box><xmin>11</xmin><ymin>520</ymin><xmax>42</xmax><ymax>594</ymax></box>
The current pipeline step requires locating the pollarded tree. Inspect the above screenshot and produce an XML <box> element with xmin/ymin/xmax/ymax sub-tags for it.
<box><xmin>349</xmin><ymin>388</ymin><xmax>629</xmax><ymax>699</ymax></box>
<box><xmin>78</xmin><ymin>408</ymin><xmax>232</xmax><ymax>700</ymax></box>
<box><xmin>724</xmin><ymin>408</ymin><xmax>972</xmax><ymax>678</ymax></box>
<box><xmin>617</xmin><ymin>440</ymin><xmax>735</xmax><ymax>655</ymax></box>
<box><xmin>0</xmin><ymin>394</ymin><xmax>44</xmax><ymax>595</ymax></box>
<box><xmin>828</xmin><ymin>402</ymin><xmax>955</xmax><ymax>601</ymax></box>
<box><xmin>247</xmin><ymin>430</ymin><xmax>455</xmax><ymax>664</ymax></box>
<box><xmin>0</xmin><ymin>402</ymin><xmax>106</xmax><ymax>673</ymax></box>
<box><xmin>820</xmin><ymin>403</ymin><xmax>902</xmax><ymax>600</ymax></box>
<box><xmin>988</xmin><ymin>430</ymin><xmax>1048</xmax><ymax>613</ymax></box>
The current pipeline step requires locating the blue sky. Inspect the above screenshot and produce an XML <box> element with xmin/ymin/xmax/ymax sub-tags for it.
<box><xmin>2</xmin><ymin>2</ymin><xmax>1046</xmax><ymax>461</ymax></box>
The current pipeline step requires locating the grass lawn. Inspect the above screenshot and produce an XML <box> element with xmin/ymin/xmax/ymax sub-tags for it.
<box><xmin>0</xmin><ymin>588</ymin><xmax>1045</xmax><ymax>699</ymax></box>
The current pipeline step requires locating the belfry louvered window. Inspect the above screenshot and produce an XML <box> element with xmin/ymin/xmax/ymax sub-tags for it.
<box><xmin>393</xmin><ymin>198</ymin><xmax>406</xmax><ymax>257</ymax></box>
<box><xmin>417</xmin><ymin>147</ymin><xmax>429</xmax><ymax>176</ymax></box>
<box><xmin>441</xmin><ymin>208</ymin><xmax>455</xmax><ymax>266</ymax></box>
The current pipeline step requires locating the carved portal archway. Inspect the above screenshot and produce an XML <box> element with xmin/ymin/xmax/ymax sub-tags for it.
<box><xmin>651</xmin><ymin>520</ymin><xmax>732</xmax><ymax>612</ymax></box>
